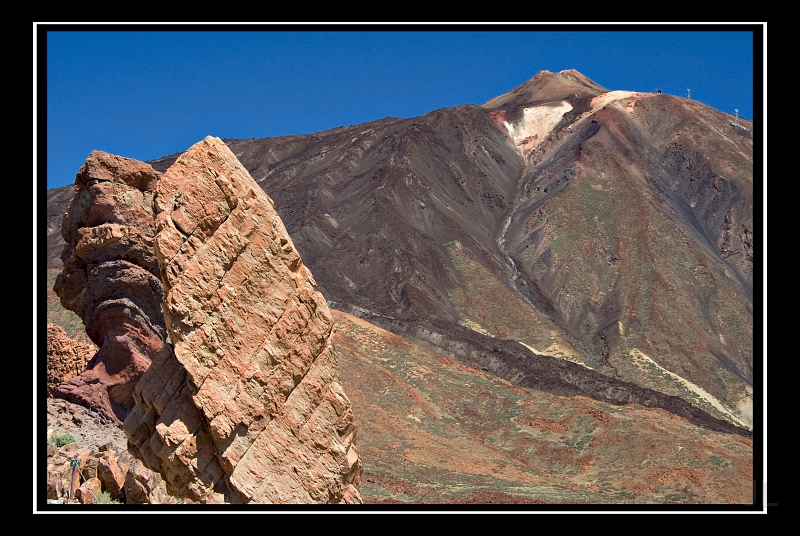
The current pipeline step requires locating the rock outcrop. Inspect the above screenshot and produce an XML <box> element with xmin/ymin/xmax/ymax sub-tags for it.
<box><xmin>53</xmin><ymin>152</ymin><xmax>166</xmax><ymax>424</ymax></box>
<box><xmin>46</xmin><ymin>324</ymin><xmax>97</xmax><ymax>396</ymax></box>
<box><xmin>123</xmin><ymin>136</ymin><xmax>362</xmax><ymax>504</ymax></box>
<box><xmin>46</xmin><ymin>438</ymin><xmax>169</xmax><ymax>504</ymax></box>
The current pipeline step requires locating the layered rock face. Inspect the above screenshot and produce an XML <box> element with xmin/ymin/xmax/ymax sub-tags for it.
<box><xmin>46</xmin><ymin>324</ymin><xmax>97</xmax><ymax>396</ymax></box>
<box><xmin>123</xmin><ymin>137</ymin><xmax>362</xmax><ymax>504</ymax></box>
<box><xmin>54</xmin><ymin>152</ymin><xmax>166</xmax><ymax>423</ymax></box>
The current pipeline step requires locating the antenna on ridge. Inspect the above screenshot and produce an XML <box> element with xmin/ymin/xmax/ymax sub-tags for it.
<box><xmin>730</xmin><ymin>108</ymin><xmax>748</xmax><ymax>132</ymax></box>
<box><xmin>687</xmin><ymin>89</ymin><xmax>691</xmax><ymax>100</ymax></box>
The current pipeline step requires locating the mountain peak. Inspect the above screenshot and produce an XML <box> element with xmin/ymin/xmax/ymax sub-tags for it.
<box><xmin>483</xmin><ymin>69</ymin><xmax>608</xmax><ymax>109</ymax></box>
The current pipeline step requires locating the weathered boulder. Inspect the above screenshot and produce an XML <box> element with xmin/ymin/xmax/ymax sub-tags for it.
<box><xmin>118</xmin><ymin>450</ymin><xmax>170</xmax><ymax>504</ymax></box>
<box><xmin>46</xmin><ymin>323</ymin><xmax>96</xmax><ymax>396</ymax></box>
<box><xmin>96</xmin><ymin>447</ymin><xmax>126</xmax><ymax>500</ymax></box>
<box><xmin>124</xmin><ymin>136</ymin><xmax>362</xmax><ymax>504</ymax></box>
<box><xmin>76</xmin><ymin>477</ymin><xmax>103</xmax><ymax>504</ymax></box>
<box><xmin>53</xmin><ymin>151</ymin><xmax>167</xmax><ymax>423</ymax></box>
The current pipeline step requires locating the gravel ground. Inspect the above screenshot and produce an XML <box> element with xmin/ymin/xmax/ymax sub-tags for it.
<box><xmin>45</xmin><ymin>398</ymin><xmax>128</xmax><ymax>453</ymax></box>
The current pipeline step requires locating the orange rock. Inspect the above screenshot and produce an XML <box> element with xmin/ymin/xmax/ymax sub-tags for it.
<box><xmin>46</xmin><ymin>324</ymin><xmax>96</xmax><ymax>395</ymax></box>
<box><xmin>97</xmin><ymin>449</ymin><xmax>126</xmax><ymax>500</ymax></box>
<box><xmin>125</xmin><ymin>137</ymin><xmax>362</xmax><ymax>504</ymax></box>
<box><xmin>76</xmin><ymin>477</ymin><xmax>102</xmax><ymax>504</ymax></box>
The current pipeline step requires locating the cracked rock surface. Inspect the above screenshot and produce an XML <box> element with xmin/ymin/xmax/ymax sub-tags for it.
<box><xmin>123</xmin><ymin>137</ymin><xmax>362</xmax><ymax>504</ymax></box>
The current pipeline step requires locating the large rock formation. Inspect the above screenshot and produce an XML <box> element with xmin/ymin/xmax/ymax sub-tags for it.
<box><xmin>53</xmin><ymin>151</ymin><xmax>166</xmax><ymax>423</ymax></box>
<box><xmin>123</xmin><ymin>136</ymin><xmax>362</xmax><ymax>504</ymax></box>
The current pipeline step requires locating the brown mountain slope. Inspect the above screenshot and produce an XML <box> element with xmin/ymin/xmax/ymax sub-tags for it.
<box><xmin>498</xmin><ymin>88</ymin><xmax>753</xmax><ymax>426</ymax></box>
<box><xmin>46</xmin><ymin>186</ymin><xmax>74</xmax><ymax>269</ymax></box>
<box><xmin>149</xmin><ymin>107</ymin><xmax>527</xmax><ymax>329</ymax></box>
<box><xmin>333</xmin><ymin>309</ymin><xmax>753</xmax><ymax>504</ymax></box>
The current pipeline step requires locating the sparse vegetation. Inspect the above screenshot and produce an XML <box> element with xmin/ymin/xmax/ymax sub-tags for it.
<box><xmin>444</xmin><ymin>240</ymin><xmax>585</xmax><ymax>365</ymax></box>
<box><xmin>56</xmin><ymin>433</ymin><xmax>76</xmax><ymax>447</ymax></box>
<box><xmin>95</xmin><ymin>491</ymin><xmax>122</xmax><ymax>504</ymax></box>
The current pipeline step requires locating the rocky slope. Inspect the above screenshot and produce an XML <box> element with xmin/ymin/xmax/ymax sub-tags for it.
<box><xmin>46</xmin><ymin>398</ymin><xmax>172</xmax><ymax>505</ymax></box>
<box><xmin>333</xmin><ymin>309</ymin><xmax>753</xmax><ymax>504</ymax></box>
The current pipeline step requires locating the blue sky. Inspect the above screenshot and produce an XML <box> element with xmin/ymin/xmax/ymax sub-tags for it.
<box><xmin>39</xmin><ymin>25</ymin><xmax>760</xmax><ymax>190</ymax></box>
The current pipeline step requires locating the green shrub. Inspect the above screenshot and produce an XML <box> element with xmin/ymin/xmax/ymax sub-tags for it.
<box><xmin>56</xmin><ymin>433</ymin><xmax>76</xmax><ymax>447</ymax></box>
<box><xmin>95</xmin><ymin>491</ymin><xmax>121</xmax><ymax>504</ymax></box>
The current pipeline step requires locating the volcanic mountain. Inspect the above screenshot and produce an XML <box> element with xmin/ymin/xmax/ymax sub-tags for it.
<box><xmin>136</xmin><ymin>69</ymin><xmax>752</xmax><ymax>428</ymax></box>
<box><xmin>45</xmin><ymin>70</ymin><xmax>756</xmax><ymax>503</ymax></box>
